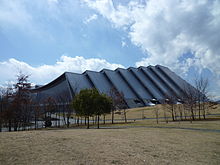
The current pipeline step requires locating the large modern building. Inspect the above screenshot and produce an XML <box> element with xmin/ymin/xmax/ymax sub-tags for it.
<box><xmin>31</xmin><ymin>65</ymin><xmax>195</xmax><ymax>108</ymax></box>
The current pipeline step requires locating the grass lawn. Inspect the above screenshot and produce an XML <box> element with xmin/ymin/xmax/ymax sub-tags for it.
<box><xmin>1</xmin><ymin>120</ymin><xmax>220</xmax><ymax>165</ymax></box>
<box><xmin>1</xmin><ymin>104</ymin><xmax>220</xmax><ymax>165</ymax></box>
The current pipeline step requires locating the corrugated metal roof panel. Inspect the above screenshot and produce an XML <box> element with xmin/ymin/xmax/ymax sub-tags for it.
<box><xmin>85</xmin><ymin>71</ymin><xmax>113</xmax><ymax>94</ymax></box>
<box><xmin>116</xmin><ymin>68</ymin><xmax>152</xmax><ymax>100</ymax></box>
<box><xmin>129</xmin><ymin>67</ymin><xmax>163</xmax><ymax>100</ymax></box>
<box><xmin>65</xmin><ymin>73</ymin><xmax>93</xmax><ymax>93</ymax></box>
<box><xmin>156</xmin><ymin>65</ymin><xmax>194</xmax><ymax>96</ymax></box>
<box><xmin>150</xmin><ymin>66</ymin><xmax>180</xmax><ymax>98</ymax></box>
<box><xmin>139</xmin><ymin>66</ymin><xmax>166</xmax><ymax>99</ymax></box>
<box><xmin>36</xmin><ymin>79</ymin><xmax>71</xmax><ymax>102</ymax></box>
<box><xmin>103</xmin><ymin>69</ymin><xmax>138</xmax><ymax>99</ymax></box>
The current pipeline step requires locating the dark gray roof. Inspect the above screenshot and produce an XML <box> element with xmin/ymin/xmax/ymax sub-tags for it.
<box><xmin>31</xmin><ymin>65</ymin><xmax>195</xmax><ymax>108</ymax></box>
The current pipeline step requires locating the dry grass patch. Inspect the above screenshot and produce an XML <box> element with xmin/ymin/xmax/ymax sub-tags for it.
<box><xmin>1</xmin><ymin>126</ymin><xmax>220</xmax><ymax>165</ymax></box>
<box><xmin>103</xmin><ymin>104</ymin><xmax>220</xmax><ymax>121</ymax></box>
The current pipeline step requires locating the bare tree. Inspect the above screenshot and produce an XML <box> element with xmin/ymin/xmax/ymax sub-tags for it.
<box><xmin>195</xmin><ymin>77</ymin><xmax>209</xmax><ymax>119</ymax></box>
<box><xmin>177</xmin><ymin>102</ymin><xmax>184</xmax><ymax>121</ymax></box>
<box><xmin>56</xmin><ymin>90</ymin><xmax>71</xmax><ymax>127</ymax></box>
<box><xmin>2</xmin><ymin>84</ymin><xmax>14</xmax><ymax>131</ymax></box>
<box><xmin>164</xmin><ymin>95</ymin><xmax>177</xmax><ymax>121</ymax></box>
<box><xmin>162</xmin><ymin>104</ymin><xmax>169</xmax><ymax>123</ymax></box>
<box><xmin>155</xmin><ymin>107</ymin><xmax>159</xmax><ymax>124</ymax></box>
<box><xmin>109</xmin><ymin>87</ymin><xmax>127</xmax><ymax>123</ymax></box>
<box><xmin>43</xmin><ymin>97</ymin><xmax>57</xmax><ymax>127</ymax></box>
<box><xmin>182</xmin><ymin>84</ymin><xmax>198</xmax><ymax>121</ymax></box>
<box><xmin>109</xmin><ymin>87</ymin><xmax>118</xmax><ymax>124</ymax></box>
<box><xmin>13</xmin><ymin>72</ymin><xmax>32</xmax><ymax>131</ymax></box>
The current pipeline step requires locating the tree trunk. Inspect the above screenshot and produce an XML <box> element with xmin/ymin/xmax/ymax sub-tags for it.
<box><xmin>77</xmin><ymin>116</ymin><xmax>79</xmax><ymax>126</ymax></box>
<box><xmin>67</xmin><ymin>116</ymin><xmax>70</xmax><ymax>128</ymax></box>
<box><xmin>156</xmin><ymin>110</ymin><xmax>159</xmax><ymax>124</ymax></box>
<box><xmin>62</xmin><ymin>105</ymin><xmax>66</xmax><ymax>125</ymax></box>
<box><xmin>202</xmin><ymin>103</ymin><xmax>206</xmax><ymax>119</ymax></box>
<box><xmin>171</xmin><ymin>107</ymin><xmax>175</xmax><ymax>121</ymax></box>
<box><xmin>184</xmin><ymin>108</ymin><xmax>187</xmax><ymax>120</ymax></box>
<box><xmin>191</xmin><ymin>107</ymin><xmax>195</xmax><ymax>120</ymax></box>
<box><xmin>14</xmin><ymin>120</ymin><xmax>17</xmax><ymax>131</ymax></box>
<box><xmin>8</xmin><ymin>120</ymin><xmax>11</xmax><ymax>132</ymax></box>
<box><xmin>103</xmin><ymin>114</ymin><xmax>105</xmax><ymax>124</ymax></box>
<box><xmin>58</xmin><ymin>108</ymin><xmax>61</xmax><ymax>127</ymax></box>
<box><xmin>124</xmin><ymin>109</ymin><xmax>127</xmax><ymax>123</ymax></box>
<box><xmin>0</xmin><ymin>119</ymin><xmax>2</xmax><ymax>132</ymax></box>
<box><xmin>34</xmin><ymin>109</ymin><xmax>37</xmax><ymax>130</ymax></box>
<box><xmin>97</xmin><ymin>115</ymin><xmax>100</xmax><ymax>129</ymax></box>
<box><xmin>179</xmin><ymin>106</ymin><xmax>183</xmax><ymax>121</ymax></box>
<box><xmin>198</xmin><ymin>102</ymin><xmax>201</xmax><ymax>119</ymax></box>
<box><xmin>111</xmin><ymin>109</ymin><xmax>114</xmax><ymax>124</ymax></box>
<box><xmin>87</xmin><ymin>117</ymin><xmax>89</xmax><ymax>129</ymax></box>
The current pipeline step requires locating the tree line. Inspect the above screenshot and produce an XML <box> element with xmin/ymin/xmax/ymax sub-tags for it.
<box><xmin>0</xmin><ymin>72</ymin><xmax>216</xmax><ymax>132</ymax></box>
<box><xmin>0</xmin><ymin>73</ymin><xmax>128</xmax><ymax>131</ymax></box>
<box><xmin>155</xmin><ymin>77</ymin><xmax>217</xmax><ymax>123</ymax></box>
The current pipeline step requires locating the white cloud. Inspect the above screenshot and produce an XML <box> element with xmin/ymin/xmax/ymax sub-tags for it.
<box><xmin>82</xmin><ymin>0</ymin><xmax>220</xmax><ymax>98</ymax></box>
<box><xmin>83</xmin><ymin>0</ymin><xmax>220</xmax><ymax>75</ymax></box>
<box><xmin>84</xmin><ymin>14</ymin><xmax>98</xmax><ymax>24</ymax></box>
<box><xmin>0</xmin><ymin>56</ymin><xmax>124</xmax><ymax>85</ymax></box>
<box><xmin>82</xmin><ymin>0</ymin><xmax>135</xmax><ymax>27</ymax></box>
<box><xmin>0</xmin><ymin>0</ymin><xmax>57</xmax><ymax>38</ymax></box>
<box><xmin>0</xmin><ymin>0</ymin><xmax>33</xmax><ymax>31</ymax></box>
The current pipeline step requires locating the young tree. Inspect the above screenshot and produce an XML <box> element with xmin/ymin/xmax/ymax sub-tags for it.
<box><xmin>195</xmin><ymin>77</ymin><xmax>209</xmax><ymax>119</ymax></box>
<box><xmin>72</xmin><ymin>89</ymin><xmax>112</xmax><ymax>129</ymax></box>
<box><xmin>164</xmin><ymin>95</ymin><xmax>177</xmax><ymax>121</ymax></box>
<box><xmin>155</xmin><ymin>107</ymin><xmax>159</xmax><ymax>124</ymax></box>
<box><xmin>109</xmin><ymin>87</ymin><xmax>127</xmax><ymax>123</ymax></box>
<box><xmin>72</xmin><ymin>89</ymin><xmax>98</xmax><ymax>129</ymax></box>
<box><xmin>182</xmin><ymin>85</ymin><xmax>197</xmax><ymax>121</ymax></box>
<box><xmin>162</xmin><ymin>104</ymin><xmax>169</xmax><ymax>123</ymax></box>
<box><xmin>94</xmin><ymin>93</ymin><xmax>112</xmax><ymax>128</ymax></box>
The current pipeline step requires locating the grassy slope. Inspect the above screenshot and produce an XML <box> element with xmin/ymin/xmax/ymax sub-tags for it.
<box><xmin>103</xmin><ymin>104</ymin><xmax>220</xmax><ymax>121</ymax></box>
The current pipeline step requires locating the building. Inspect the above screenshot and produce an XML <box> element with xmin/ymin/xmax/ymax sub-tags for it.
<box><xmin>31</xmin><ymin>65</ymin><xmax>195</xmax><ymax>108</ymax></box>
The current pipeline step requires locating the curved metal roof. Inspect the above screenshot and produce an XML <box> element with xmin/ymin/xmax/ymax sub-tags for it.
<box><xmin>31</xmin><ymin>65</ymin><xmax>196</xmax><ymax>108</ymax></box>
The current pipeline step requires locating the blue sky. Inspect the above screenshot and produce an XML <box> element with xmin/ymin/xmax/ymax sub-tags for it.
<box><xmin>0</xmin><ymin>0</ymin><xmax>220</xmax><ymax>99</ymax></box>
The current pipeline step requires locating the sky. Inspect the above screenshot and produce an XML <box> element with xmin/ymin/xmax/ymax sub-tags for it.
<box><xmin>0</xmin><ymin>0</ymin><xmax>220</xmax><ymax>99</ymax></box>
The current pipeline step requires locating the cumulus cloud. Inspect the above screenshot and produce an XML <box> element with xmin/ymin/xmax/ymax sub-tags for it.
<box><xmin>83</xmin><ymin>0</ymin><xmax>220</xmax><ymax>75</ymax></box>
<box><xmin>82</xmin><ymin>0</ymin><xmax>135</xmax><ymax>27</ymax></box>
<box><xmin>82</xmin><ymin>0</ymin><xmax>220</xmax><ymax>98</ymax></box>
<box><xmin>0</xmin><ymin>56</ymin><xmax>124</xmax><ymax>85</ymax></box>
